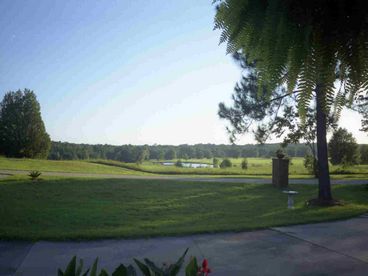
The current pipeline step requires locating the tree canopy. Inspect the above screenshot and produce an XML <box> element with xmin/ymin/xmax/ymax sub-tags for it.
<box><xmin>214</xmin><ymin>0</ymin><xmax>368</xmax><ymax>203</ymax></box>
<box><xmin>328</xmin><ymin>128</ymin><xmax>359</xmax><ymax>165</ymax></box>
<box><xmin>0</xmin><ymin>89</ymin><xmax>51</xmax><ymax>158</ymax></box>
<box><xmin>215</xmin><ymin>0</ymin><xmax>368</xmax><ymax>117</ymax></box>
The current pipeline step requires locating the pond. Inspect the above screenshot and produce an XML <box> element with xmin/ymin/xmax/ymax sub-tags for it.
<box><xmin>161</xmin><ymin>162</ymin><xmax>214</xmax><ymax>168</ymax></box>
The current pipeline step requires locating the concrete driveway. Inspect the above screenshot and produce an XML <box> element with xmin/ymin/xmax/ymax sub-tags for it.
<box><xmin>1</xmin><ymin>214</ymin><xmax>368</xmax><ymax>276</ymax></box>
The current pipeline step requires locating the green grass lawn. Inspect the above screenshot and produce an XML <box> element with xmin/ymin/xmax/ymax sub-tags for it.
<box><xmin>172</xmin><ymin>157</ymin><xmax>368</xmax><ymax>175</ymax></box>
<box><xmin>93</xmin><ymin>158</ymin><xmax>368</xmax><ymax>179</ymax></box>
<box><xmin>0</xmin><ymin>176</ymin><xmax>367</xmax><ymax>240</ymax></box>
<box><xmin>1</xmin><ymin>157</ymin><xmax>367</xmax><ymax>179</ymax></box>
<box><xmin>0</xmin><ymin>157</ymin><xmax>146</xmax><ymax>175</ymax></box>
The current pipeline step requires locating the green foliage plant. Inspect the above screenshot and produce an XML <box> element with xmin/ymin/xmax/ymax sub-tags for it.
<box><xmin>58</xmin><ymin>249</ymin><xmax>211</xmax><ymax>276</ymax></box>
<box><xmin>328</xmin><ymin>128</ymin><xmax>359</xmax><ymax>166</ymax></box>
<box><xmin>304</xmin><ymin>154</ymin><xmax>318</xmax><ymax>178</ymax></box>
<box><xmin>175</xmin><ymin>160</ymin><xmax>183</xmax><ymax>167</ymax></box>
<box><xmin>28</xmin><ymin>170</ymin><xmax>42</xmax><ymax>181</ymax></box>
<box><xmin>214</xmin><ymin>0</ymin><xmax>368</xmax><ymax>204</ymax></box>
<box><xmin>57</xmin><ymin>256</ymin><xmax>135</xmax><ymax>276</ymax></box>
<box><xmin>220</xmin><ymin>158</ymin><xmax>232</xmax><ymax>168</ymax></box>
<box><xmin>241</xmin><ymin>158</ymin><xmax>248</xmax><ymax>170</ymax></box>
<box><xmin>0</xmin><ymin>89</ymin><xmax>51</xmax><ymax>158</ymax></box>
<box><xmin>360</xmin><ymin>145</ymin><xmax>368</xmax><ymax>164</ymax></box>
<box><xmin>212</xmin><ymin>158</ymin><xmax>219</xmax><ymax>168</ymax></box>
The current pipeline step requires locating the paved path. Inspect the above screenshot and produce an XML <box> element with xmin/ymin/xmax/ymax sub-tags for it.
<box><xmin>1</xmin><ymin>215</ymin><xmax>368</xmax><ymax>275</ymax></box>
<box><xmin>0</xmin><ymin>169</ymin><xmax>367</xmax><ymax>185</ymax></box>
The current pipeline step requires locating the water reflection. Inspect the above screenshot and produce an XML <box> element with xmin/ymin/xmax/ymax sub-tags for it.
<box><xmin>161</xmin><ymin>162</ymin><xmax>213</xmax><ymax>168</ymax></box>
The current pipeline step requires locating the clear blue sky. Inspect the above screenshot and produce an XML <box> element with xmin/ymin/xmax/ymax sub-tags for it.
<box><xmin>0</xmin><ymin>0</ymin><xmax>366</xmax><ymax>145</ymax></box>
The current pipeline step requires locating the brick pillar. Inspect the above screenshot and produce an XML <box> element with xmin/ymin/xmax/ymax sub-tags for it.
<box><xmin>272</xmin><ymin>158</ymin><xmax>289</xmax><ymax>188</ymax></box>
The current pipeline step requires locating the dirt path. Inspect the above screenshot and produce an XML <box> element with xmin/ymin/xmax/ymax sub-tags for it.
<box><xmin>1</xmin><ymin>169</ymin><xmax>367</xmax><ymax>185</ymax></box>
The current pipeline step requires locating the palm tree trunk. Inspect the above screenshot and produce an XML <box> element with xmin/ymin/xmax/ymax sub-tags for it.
<box><xmin>316</xmin><ymin>84</ymin><xmax>333</xmax><ymax>201</ymax></box>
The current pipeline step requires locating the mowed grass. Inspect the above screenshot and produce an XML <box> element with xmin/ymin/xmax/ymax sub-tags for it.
<box><xmin>1</xmin><ymin>157</ymin><xmax>367</xmax><ymax>179</ymax></box>
<box><xmin>0</xmin><ymin>176</ymin><xmax>367</xmax><ymax>240</ymax></box>
<box><xmin>0</xmin><ymin>157</ymin><xmax>144</xmax><ymax>175</ymax></box>
<box><xmin>94</xmin><ymin>158</ymin><xmax>368</xmax><ymax>178</ymax></box>
<box><xmin>178</xmin><ymin>157</ymin><xmax>368</xmax><ymax>175</ymax></box>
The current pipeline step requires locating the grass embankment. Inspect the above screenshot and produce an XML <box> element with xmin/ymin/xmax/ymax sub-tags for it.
<box><xmin>0</xmin><ymin>157</ymin><xmax>143</xmax><ymax>175</ymax></box>
<box><xmin>93</xmin><ymin>159</ymin><xmax>254</xmax><ymax>176</ymax></box>
<box><xmin>1</xmin><ymin>157</ymin><xmax>367</xmax><ymax>179</ymax></box>
<box><xmin>0</xmin><ymin>176</ymin><xmax>367</xmax><ymax>240</ymax></box>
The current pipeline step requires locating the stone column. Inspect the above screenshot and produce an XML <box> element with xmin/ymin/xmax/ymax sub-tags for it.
<box><xmin>272</xmin><ymin>158</ymin><xmax>289</xmax><ymax>188</ymax></box>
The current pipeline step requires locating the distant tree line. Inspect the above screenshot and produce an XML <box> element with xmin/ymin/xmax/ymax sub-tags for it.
<box><xmin>46</xmin><ymin>142</ymin><xmax>335</xmax><ymax>161</ymax></box>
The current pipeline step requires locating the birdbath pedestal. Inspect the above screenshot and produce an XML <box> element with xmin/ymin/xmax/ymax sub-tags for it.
<box><xmin>283</xmin><ymin>190</ymin><xmax>298</xmax><ymax>209</ymax></box>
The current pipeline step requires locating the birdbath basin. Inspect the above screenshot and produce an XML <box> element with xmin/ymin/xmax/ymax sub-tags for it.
<box><xmin>283</xmin><ymin>190</ymin><xmax>298</xmax><ymax>209</ymax></box>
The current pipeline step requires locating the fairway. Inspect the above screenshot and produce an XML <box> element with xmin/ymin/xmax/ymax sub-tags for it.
<box><xmin>1</xmin><ymin>157</ymin><xmax>368</xmax><ymax>179</ymax></box>
<box><xmin>0</xmin><ymin>157</ymin><xmax>145</xmax><ymax>175</ymax></box>
<box><xmin>94</xmin><ymin>158</ymin><xmax>368</xmax><ymax>178</ymax></box>
<box><xmin>0</xmin><ymin>176</ymin><xmax>367</xmax><ymax>240</ymax></box>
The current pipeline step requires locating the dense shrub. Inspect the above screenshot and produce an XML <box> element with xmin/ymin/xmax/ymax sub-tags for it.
<box><xmin>241</xmin><ymin>158</ymin><xmax>248</xmax><ymax>170</ymax></box>
<box><xmin>303</xmin><ymin>154</ymin><xmax>318</xmax><ymax>178</ymax></box>
<box><xmin>213</xmin><ymin>158</ymin><xmax>219</xmax><ymax>168</ymax></box>
<box><xmin>0</xmin><ymin>89</ymin><xmax>50</xmax><ymax>158</ymax></box>
<box><xmin>58</xmin><ymin>249</ymin><xmax>211</xmax><ymax>276</ymax></box>
<box><xmin>328</xmin><ymin>128</ymin><xmax>359</xmax><ymax>166</ymax></box>
<box><xmin>360</xmin><ymin>145</ymin><xmax>368</xmax><ymax>164</ymax></box>
<box><xmin>220</xmin><ymin>158</ymin><xmax>232</xmax><ymax>168</ymax></box>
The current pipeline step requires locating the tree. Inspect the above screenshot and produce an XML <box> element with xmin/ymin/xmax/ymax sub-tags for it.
<box><xmin>328</xmin><ymin>128</ymin><xmax>359</xmax><ymax>166</ymax></box>
<box><xmin>220</xmin><ymin>158</ymin><xmax>232</xmax><ymax>168</ymax></box>
<box><xmin>175</xmin><ymin>160</ymin><xmax>183</xmax><ymax>167</ymax></box>
<box><xmin>213</xmin><ymin>157</ymin><xmax>219</xmax><ymax>168</ymax></box>
<box><xmin>218</xmin><ymin>55</ymin><xmax>339</xmax><ymax>177</ymax></box>
<box><xmin>164</xmin><ymin>149</ymin><xmax>176</xmax><ymax>160</ymax></box>
<box><xmin>0</xmin><ymin>89</ymin><xmax>51</xmax><ymax>158</ymax></box>
<box><xmin>241</xmin><ymin>158</ymin><xmax>248</xmax><ymax>170</ymax></box>
<box><xmin>136</xmin><ymin>146</ymin><xmax>149</xmax><ymax>164</ymax></box>
<box><xmin>215</xmin><ymin>0</ymin><xmax>368</xmax><ymax>204</ymax></box>
<box><xmin>360</xmin><ymin>145</ymin><xmax>368</xmax><ymax>164</ymax></box>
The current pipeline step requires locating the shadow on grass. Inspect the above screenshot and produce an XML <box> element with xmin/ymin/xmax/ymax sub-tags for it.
<box><xmin>0</xmin><ymin>177</ymin><xmax>367</xmax><ymax>240</ymax></box>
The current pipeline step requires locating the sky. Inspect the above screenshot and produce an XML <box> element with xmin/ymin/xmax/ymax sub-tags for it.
<box><xmin>0</xmin><ymin>0</ymin><xmax>367</xmax><ymax>145</ymax></box>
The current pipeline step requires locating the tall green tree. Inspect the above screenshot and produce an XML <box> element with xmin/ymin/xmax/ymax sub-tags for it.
<box><xmin>360</xmin><ymin>145</ymin><xmax>368</xmax><ymax>164</ymax></box>
<box><xmin>328</xmin><ymin>128</ymin><xmax>359</xmax><ymax>166</ymax></box>
<box><xmin>0</xmin><ymin>89</ymin><xmax>51</xmax><ymax>158</ymax></box>
<box><xmin>218</xmin><ymin>54</ymin><xmax>338</xmax><ymax>177</ymax></box>
<box><xmin>215</xmin><ymin>0</ymin><xmax>368</xmax><ymax>204</ymax></box>
<box><xmin>165</xmin><ymin>149</ymin><xmax>177</xmax><ymax>160</ymax></box>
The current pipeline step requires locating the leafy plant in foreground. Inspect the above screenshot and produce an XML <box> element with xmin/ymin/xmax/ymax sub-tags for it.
<box><xmin>133</xmin><ymin>248</ymin><xmax>188</xmax><ymax>276</ymax></box>
<box><xmin>58</xmin><ymin>248</ymin><xmax>211</xmax><ymax>276</ymax></box>
<box><xmin>58</xmin><ymin>256</ymin><xmax>135</xmax><ymax>276</ymax></box>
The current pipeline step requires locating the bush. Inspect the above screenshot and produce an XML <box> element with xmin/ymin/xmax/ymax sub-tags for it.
<box><xmin>360</xmin><ymin>145</ymin><xmax>368</xmax><ymax>164</ymax></box>
<box><xmin>58</xmin><ymin>249</ymin><xmax>211</xmax><ymax>276</ymax></box>
<box><xmin>0</xmin><ymin>90</ymin><xmax>51</xmax><ymax>158</ymax></box>
<box><xmin>303</xmin><ymin>154</ymin><xmax>318</xmax><ymax>178</ymax></box>
<box><xmin>220</xmin><ymin>158</ymin><xmax>232</xmax><ymax>168</ymax></box>
<box><xmin>28</xmin><ymin>171</ymin><xmax>41</xmax><ymax>181</ymax></box>
<box><xmin>328</xmin><ymin>128</ymin><xmax>359</xmax><ymax>165</ymax></box>
<box><xmin>241</xmin><ymin>158</ymin><xmax>248</xmax><ymax>170</ymax></box>
<box><xmin>175</xmin><ymin>160</ymin><xmax>183</xmax><ymax>167</ymax></box>
<box><xmin>213</xmin><ymin>158</ymin><xmax>219</xmax><ymax>168</ymax></box>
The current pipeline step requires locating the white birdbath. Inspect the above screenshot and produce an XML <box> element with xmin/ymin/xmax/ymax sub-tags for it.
<box><xmin>283</xmin><ymin>190</ymin><xmax>298</xmax><ymax>209</ymax></box>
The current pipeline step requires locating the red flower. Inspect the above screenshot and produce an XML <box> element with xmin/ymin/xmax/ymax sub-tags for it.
<box><xmin>198</xmin><ymin>259</ymin><xmax>211</xmax><ymax>276</ymax></box>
